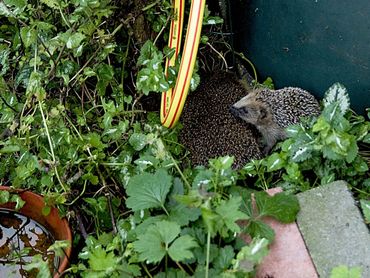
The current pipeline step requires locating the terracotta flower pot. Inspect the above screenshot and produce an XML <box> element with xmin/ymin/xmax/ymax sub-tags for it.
<box><xmin>0</xmin><ymin>186</ymin><xmax>72</xmax><ymax>277</ymax></box>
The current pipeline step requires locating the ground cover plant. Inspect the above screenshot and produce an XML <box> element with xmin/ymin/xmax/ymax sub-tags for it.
<box><xmin>0</xmin><ymin>0</ymin><xmax>369</xmax><ymax>277</ymax></box>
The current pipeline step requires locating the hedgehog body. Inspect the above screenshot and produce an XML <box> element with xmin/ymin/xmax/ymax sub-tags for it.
<box><xmin>230</xmin><ymin>87</ymin><xmax>321</xmax><ymax>154</ymax></box>
<box><xmin>179</xmin><ymin>72</ymin><xmax>263</xmax><ymax>169</ymax></box>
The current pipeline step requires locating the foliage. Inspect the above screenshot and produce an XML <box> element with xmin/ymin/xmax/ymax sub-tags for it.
<box><xmin>240</xmin><ymin>83</ymin><xmax>370</xmax><ymax>198</ymax></box>
<box><xmin>0</xmin><ymin>0</ymin><xmax>300</xmax><ymax>277</ymax></box>
<box><xmin>330</xmin><ymin>265</ymin><xmax>362</xmax><ymax>278</ymax></box>
<box><xmin>73</xmin><ymin>156</ymin><xmax>299</xmax><ymax>277</ymax></box>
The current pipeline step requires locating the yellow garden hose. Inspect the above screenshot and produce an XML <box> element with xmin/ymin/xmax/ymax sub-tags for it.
<box><xmin>161</xmin><ymin>0</ymin><xmax>206</xmax><ymax>128</ymax></box>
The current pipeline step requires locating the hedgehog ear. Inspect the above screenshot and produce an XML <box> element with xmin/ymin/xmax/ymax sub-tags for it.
<box><xmin>259</xmin><ymin>107</ymin><xmax>267</xmax><ymax>119</ymax></box>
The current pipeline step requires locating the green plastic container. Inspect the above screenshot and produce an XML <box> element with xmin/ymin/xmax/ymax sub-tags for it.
<box><xmin>232</xmin><ymin>0</ymin><xmax>370</xmax><ymax>114</ymax></box>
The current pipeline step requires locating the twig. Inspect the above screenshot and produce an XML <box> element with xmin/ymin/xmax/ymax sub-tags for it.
<box><xmin>106</xmin><ymin>192</ymin><xmax>118</xmax><ymax>234</ymax></box>
<box><xmin>206</xmin><ymin>42</ymin><xmax>228</xmax><ymax>70</ymax></box>
<box><xmin>75</xmin><ymin>210</ymin><xmax>88</xmax><ymax>239</ymax></box>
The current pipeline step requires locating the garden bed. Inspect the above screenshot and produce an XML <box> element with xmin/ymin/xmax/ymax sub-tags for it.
<box><xmin>0</xmin><ymin>1</ymin><xmax>369</xmax><ymax>277</ymax></box>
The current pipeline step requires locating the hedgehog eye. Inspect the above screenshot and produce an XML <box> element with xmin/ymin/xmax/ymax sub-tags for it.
<box><xmin>243</xmin><ymin>107</ymin><xmax>249</xmax><ymax>114</ymax></box>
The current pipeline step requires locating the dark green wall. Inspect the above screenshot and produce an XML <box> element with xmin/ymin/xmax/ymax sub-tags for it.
<box><xmin>232</xmin><ymin>0</ymin><xmax>370</xmax><ymax>114</ymax></box>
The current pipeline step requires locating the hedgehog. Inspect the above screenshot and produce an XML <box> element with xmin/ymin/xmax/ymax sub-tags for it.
<box><xmin>179</xmin><ymin>71</ymin><xmax>263</xmax><ymax>169</ymax></box>
<box><xmin>230</xmin><ymin>87</ymin><xmax>321</xmax><ymax>154</ymax></box>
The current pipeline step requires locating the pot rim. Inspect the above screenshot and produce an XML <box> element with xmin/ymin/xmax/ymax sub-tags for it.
<box><xmin>0</xmin><ymin>186</ymin><xmax>72</xmax><ymax>278</ymax></box>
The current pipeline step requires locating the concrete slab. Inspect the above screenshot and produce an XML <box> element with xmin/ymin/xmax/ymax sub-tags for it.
<box><xmin>296</xmin><ymin>180</ymin><xmax>370</xmax><ymax>278</ymax></box>
<box><xmin>256</xmin><ymin>188</ymin><xmax>318</xmax><ymax>278</ymax></box>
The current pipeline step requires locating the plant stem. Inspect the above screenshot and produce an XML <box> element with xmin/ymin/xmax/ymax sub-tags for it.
<box><xmin>161</xmin><ymin>204</ymin><xmax>170</xmax><ymax>216</ymax></box>
<box><xmin>175</xmin><ymin>261</ymin><xmax>187</xmax><ymax>274</ymax></box>
<box><xmin>38</xmin><ymin>101</ymin><xmax>67</xmax><ymax>192</ymax></box>
<box><xmin>65</xmin><ymin>180</ymin><xmax>87</xmax><ymax>206</ymax></box>
<box><xmin>205</xmin><ymin>231</ymin><xmax>211</xmax><ymax>278</ymax></box>
<box><xmin>207</xmin><ymin>42</ymin><xmax>228</xmax><ymax>70</ymax></box>
<box><xmin>141</xmin><ymin>263</ymin><xmax>153</xmax><ymax>278</ymax></box>
<box><xmin>170</xmin><ymin>155</ymin><xmax>191</xmax><ymax>191</ymax></box>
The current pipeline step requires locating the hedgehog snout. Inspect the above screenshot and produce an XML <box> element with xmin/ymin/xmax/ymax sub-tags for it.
<box><xmin>229</xmin><ymin>105</ymin><xmax>241</xmax><ymax>118</ymax></box>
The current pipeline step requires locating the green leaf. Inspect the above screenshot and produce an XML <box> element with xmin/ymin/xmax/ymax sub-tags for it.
<box><xmin>360</xmin><ymin>199</ymin><xmax>370</xmax><ymax>224</ymax></box>
<box><xmin>0</xmin><ymin>45</ymin><xmax>11</xmax><ymax>75</ymax></box>
<box><xmin>255</xmin><ymin>192</ymin><xmax>300</xmax><ymax>223</ymax></box>
<box><xmin>88</xmin><ymin>246</ymin><xmax>118</xmax><ymax>271</ymax></box>
<box><xmin>330</xmin><ymin>265</ymin><xmax>362</xmax><ymax>278</ymax></box>
<box><xmin>26</xmin><ymin>71</ymin><xmax>46</xmax><ymax>100</ymax></box>
<box><xmin>0</xmin><ymin>0</ymin><xmax>27</xmax><ymax>16</ymax></box>
<box><xmin>266</xmin><ymin>152</ymin><xmax>285</xmax><ymax>172</ymax></box>
<box><xmin>168</xmin><ymin>235</ymin><xmax>198</xmax><ymax>262</ymax></box>
<box><xmin>232</xmin><ymin>237</ymin><xmax>269</xmax><ymax>272</ymax></box>
<box><xmin>0</xmin><ymin>190</ymin><xmax>10</xmax><ymax>204</ymax></box>
<box><xmin>96</xmin><ymin>63</ymin><xmax>114</xmax><ymax>96</ymax></box>
<box><xmin>129</xmin><ymin>133</ymin><xmax>147</xmax><ymax>151</ymax></box>
<box><xmin>133</xmin><ymin>220</ymin><xmax>185</xmax><ymax>263</ymax></box>
<box><xmin>0</xmin><ymin>145</ymin><xmax>20</xmax><ymax>153</ymax></box>
<box><xmin>66</xmin><ymin>32</ymin><xmax>85</xmax><ymax>49</ymax></box>
<box><xmin>168</xmin><ymin>204</ymin><xmax>201</xmax><ymax>226</ymax></box>
<box><xmin>213</xmin><ymin>245</ymin><xmax>235</xmax><ymax>270</ymax></box>
<box><xmin>190</xmin><ymin>71</ymin><xmax>200</xmax><ymax>92</ymax></box>
<box><xmin>245</xmin><ymin>220</ymin><xmax>275</xmax><ymax>242</ymax></box>
<box><xmin>40</xmin><ymin>0</ymin><xmax>60</xmax><ymax>9</ymax></box>
<box><xmin>10</xmin><ymin>194</ymin><xmax>26</xmax><ymax>210</ymax></box>
<box><xmin>23</xmin><ymin>254</ymin><xmax>52</xmax><ymax>278</ymax></box>
<box><xmin>323</xmin><ymin>83</ymin><xmax>350</xmax><ymax>116</ymax></box>
<box><xmin>215</xmin><ymin>196</ymin><xmax>249</xmax><ymax>236</ymax></box>
<box><xmin>20</xmin><ymin>26</ymin><xmax>37</xmax><ymax>48</ymax></box>
<box><xmin>126</xmin><ymin>169</ymin><xmax>172</xmax><ymax>211</ymax></box>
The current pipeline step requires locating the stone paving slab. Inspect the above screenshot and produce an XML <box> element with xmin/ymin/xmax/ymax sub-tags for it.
<box><xmin>256</xmin><ymin>188</ymin><xmax>318</xmax><ymax>278</ymax></box>
<box><xmin>296</xmin><ymin>180</ymin><xmax>370</xmax><ymax>278</ymax></box>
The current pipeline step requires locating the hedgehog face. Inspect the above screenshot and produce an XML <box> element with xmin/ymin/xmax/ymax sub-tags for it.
<box><xmin>230</xmin><ymin>96</ymin><xmax>269</xmax><ymax>126</ymax></box>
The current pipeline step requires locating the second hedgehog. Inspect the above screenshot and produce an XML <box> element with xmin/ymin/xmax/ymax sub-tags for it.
<box><xmin>230</xmin><ymin>87</ymin><xmax>321</xmax><ymax>154</ymax></box>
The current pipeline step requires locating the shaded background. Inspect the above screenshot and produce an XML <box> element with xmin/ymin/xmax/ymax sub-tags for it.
<box><xmin>230</xmin><ymin>0</ymin><xmax>370</xmax><ymax>114</ymax></box>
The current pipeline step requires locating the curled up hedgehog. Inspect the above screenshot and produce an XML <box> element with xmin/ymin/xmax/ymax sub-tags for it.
<box><xmin>230</xmin><ymin>87</ymin><xmax>321</xmax><ymax>154</ymax></box>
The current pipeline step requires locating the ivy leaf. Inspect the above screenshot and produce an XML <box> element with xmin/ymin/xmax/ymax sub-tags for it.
<box><xmin>190</xmin><ymin>71</ymin><xmax>200</xmax><ymax>92</ymax></box>
<box><xmin>255</xmin><ymin>192</ymin><xmax>300</xmax><ymax>223</ymax></box>
<box><xmin>129</xmin><ymin>133</ymin><xmax>147</xmax><ymax>151</ymax></box>
<box><xmin>0</xmin><ymin>0</ymin><xmax>27</xmax><ymax>16</ymax></box>
<box><xmin>168</xmin><ymin>235</ymin><xmax>198</xmax><ymax>262</ymax></box>
<box><xmin>26</xmin><ymin>71</ymin><xmax>46</xmax><ymax>100</ymax></box>
<box><xmin>0</xmin><ymin>45</ymin><xmax>10</xmax><ymax>75</ymax></box>
<box><xmin>66</xmin><ymin>32</ymin><xmax>85</xmax><ymax>49</ymax></box>
<box><xmin>126</xmin><ymin>169</ymin><xmax>172</xmax><ymax>211</ymax></box>
<box><xmin>215</xmin><ymin>196</ymin><xmax>249</xmax><ymax>236</ymax></box>
<box><xmin>20</xmin><ymin>26</ymin><xmax>37</xmax><ymax>48</ymax></box>
<box><xmin>96</xmin><ymin>63</ymin><xmax>114</xmax><ymax>96</ymax></box>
